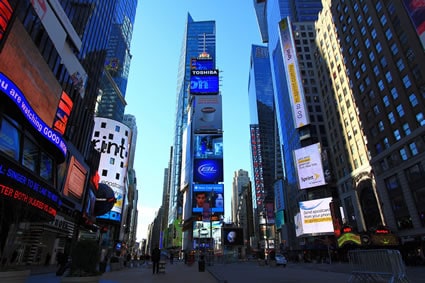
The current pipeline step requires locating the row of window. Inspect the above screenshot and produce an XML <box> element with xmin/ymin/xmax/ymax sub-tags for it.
<box><xmin>0</xmin><ymin>114</ymin><xmax>55</xmax><ymax>184</ymax></box>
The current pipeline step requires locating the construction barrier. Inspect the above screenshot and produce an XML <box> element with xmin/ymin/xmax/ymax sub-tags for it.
<box><xmin>348</xmin><ymin>249</ymin><xmax>409</xmax><ymax>283</ymax></box>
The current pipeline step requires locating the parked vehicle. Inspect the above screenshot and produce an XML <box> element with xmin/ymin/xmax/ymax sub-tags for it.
<box><xmin>275</xmin><ymin>254</ymin><xmax>287</xmax><ymax>267</ymax></box>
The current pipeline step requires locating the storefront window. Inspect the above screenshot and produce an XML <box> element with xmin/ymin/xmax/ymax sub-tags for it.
<box><xmin>0</xmin><ymin>118</ymin><xmax>20</xmax><ymax>160</ymax></box>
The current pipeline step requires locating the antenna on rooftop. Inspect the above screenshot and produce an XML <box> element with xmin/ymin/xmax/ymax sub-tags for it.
<box><xmin>199</xmin><ymin>33</ymin><xmax>210</xmax><ymax>59</ymax></box>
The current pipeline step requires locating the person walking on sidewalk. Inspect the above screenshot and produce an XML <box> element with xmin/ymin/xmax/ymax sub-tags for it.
<box><xmin>151</xmin><ymin>246</ymin><xmax>161</xmax><ymax>274</ymax></box>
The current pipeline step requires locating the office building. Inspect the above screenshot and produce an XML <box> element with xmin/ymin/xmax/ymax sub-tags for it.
<box><xmin>168</xmin><ymin>14</ymin><xmax>216</xmax><ymax>246</ymax></box>
<box><xmin>316</xmin><ymin>0</ymin><xmax>425</xmax><ymax>258</ymax></box>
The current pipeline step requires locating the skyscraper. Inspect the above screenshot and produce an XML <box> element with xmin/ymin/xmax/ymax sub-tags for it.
<box><xmin>168</xmin><ymin>14</ymin><xmax>216</xmax><ymax>236</ymax></box>
<box><xmin>96</xmin><ymin>0</ymin><xmax>138</xmax><ymax>121</ymax></box>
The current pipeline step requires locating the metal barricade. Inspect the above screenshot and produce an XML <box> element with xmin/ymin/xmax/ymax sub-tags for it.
<box><xmin>158</xmin><ymin>261</ymin><xmax>166</xmax><ymax>274</ymax></box>
<box><xmin>348</xmin><ymin>249</ymin><xmax>409</xmax><ymax>283</ymax></box>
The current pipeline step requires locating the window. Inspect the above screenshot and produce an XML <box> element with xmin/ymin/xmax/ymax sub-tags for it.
<box><xmin>417</xmin><ymin>112</ymin><xmax>425</xmax><ymax>126</ymax></box>
<box><xmin>383</xmin><ymin>137</ymin><xmax>390</xmax><ymax>148</ymax></box>
<box><xmin>391</xmin><ymin>87</ymin><xmax>399</xmax><ymax>100</ymax></box>
<box><xmin>409</xmin><ymin>143</ymin><xmax>418</xmax><ymax>156</ymax></box>
<box><xmin>383</xmin><ymin>96</ymin><xmax>390</xmax><ymax>107</ymax></box>
<box><xmin>373</xmin><ymin>65</ymin><xmax>380</xmax><ymax>76</ymax></box>
<box><xmin>0</xmin><ymin>118</ymin><xmax>20</xmax><ymax>160</ymax></box>
<box><xmin>365</xmin><ymin>38</ymin><xmax>371</xmax><ymax>48</ymax></box>
<box><xmin>373</xmin><ymin>104</ymin><xmax>381</xmax><ymax>115</ymax></box>
<box><xmin>40</xmin><ymin>152</ymin><xmax>53</xmax><ymax>182</ymax></box>
<box><xmin>378</xmin><ymin>80</ymin><xmax>385</xmax><ymax>91</ymax></box>
<box><xmin>388</xmin><ymin>112</ymin><xmax>396</xmax><ymax>124</ymax></box>
<box><xmin>367</xmin><ymin>16</ymin><xmax>373</xmax><ymax>26</ymax></box>
<box><xmin>396</xmin><ymin>59</ymin><xmax>404</xmax><ymax>71</ymax></box>
<box><xmin>400</xmin><ymin>148</ymin><xmax>408</xmax><ymax>160</ymax></box>
<box><xmin>378</xmin><ymin>121</ymin><xmax>384</xmax><ymax>131</ymax></box>
<box><xmin>380</xmin><ymin>14</ymin><xmax>387</xmax><ymax>26</ymax></box>
<box><xmin>396</xmin><ymin>104</ymin><xmax>405</xmax><ymax>117</ymax></box>
<box><xmin>23</xmin><ymin>137</ymin><xmax>38</xmax><ymax>172</ymax></box>
<box><xmin>385</xmin><ymin>29</ymin><xmax>393</xmax><ymax>40</ymax></box>
<box><xmin>380</xmin><ymin>56</ymin><xmax>387</xmax><ymax>67</ymax></box>
<box><xmin>391</xmin><ymin>43</ymin><xmax>398</xmax><ymax>55</ymax></box>
<box><xmin>403</xmin><ymin>75</ymin><xmax>412</xmax><ymax>88</ymax></box>
<box><xmin>376</xmin><ymin>42</ymin><xmax>382</xmax><ymax>53</ymax></box>
<box><xmin>409</xmin><ymin>93</ymin><xmax>418</xmax><ymax>107</ymax></box>
<box><xmin>371</xmin><ymin>28</ymin><xmax>377</xmax><ymax>39</ymax></box>
<box><xmin>385</xmin><ymin>71</ymin><xmax>393</xmax><ymax>83</ymax></box>
<box><xmin>394</xmin><ymin>129</ymin><xmax>401</xmax><ymax>141</ymax></box>
<box><xmin>403</xmin><ymin>123</ymin><xmax>411</xmax><ymax>135</ymax></box>
<box><xmin>376</xmin><ymin>1</ymin><xmax>383</xmax><ymax>12</ymax></box>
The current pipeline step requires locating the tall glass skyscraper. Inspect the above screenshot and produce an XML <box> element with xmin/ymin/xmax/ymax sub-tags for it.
<box><xmin>168</xmin><ymin>14</ymin><xmax>216</xmax><ymax>230</ymax></box>
<box><xmin>96</xmin><ymin>0</ymin><xmax>138</xmax><ymax>121</ymax></box>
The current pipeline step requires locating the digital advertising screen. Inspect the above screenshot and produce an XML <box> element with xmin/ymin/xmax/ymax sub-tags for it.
<box><xmin>193</xmin><ymin>158</ymin><xmax>223</xmax><ymax>183</ymax></box>
<box><xmin>191</xmin><ymin>58</ymin><xmax>214</xmax><ymax>70</ymax></box>
<box><xmin>192</xmin><ymin>95</ymin><xmax>222</xmax><ymax>133</ymax></box>
<box><xmin>194</xmin><ymin>134</ymin><xmax>223</xmax><ymax>159</ymax></box>
<box><xmin>192</xmin><ymin>184</ymin><xmax>224</xmax><ymax>214</ymax></box>
<box><xmin>190</xmin><ymin>69</ymin><xmax>219</xmax><ymax>95</ymax></box>
<box><xmin>222</xmin><ymin>227</ymin><xmax>244</xmax><ymax>246</ymax></box>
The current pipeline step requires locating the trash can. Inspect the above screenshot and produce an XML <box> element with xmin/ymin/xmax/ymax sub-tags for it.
<box><xmin>198</xmin><ymin>259</ymin><xmax>205</xmax><ymax>272</ymax></box>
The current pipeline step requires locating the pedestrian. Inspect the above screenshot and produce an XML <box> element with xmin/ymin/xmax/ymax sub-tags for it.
<box><xmin>151</xmin><ymin>245</ymin><xmax>161</xmax><ymax>274</ymax></box>
<box><xmin>169</xmin><ymin>251</ymin><xmax>173</xmax><ymax>264</ymax></box>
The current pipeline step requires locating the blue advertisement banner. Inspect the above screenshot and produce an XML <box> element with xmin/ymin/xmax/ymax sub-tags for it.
<box><xmin>193</xmin><ymin>158</ymin><xmax>223</xmax><ymax>183</ymax></box>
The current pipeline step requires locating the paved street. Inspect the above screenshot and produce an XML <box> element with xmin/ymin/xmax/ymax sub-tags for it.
<box><xmin>26</xmin><ymin>260</ymin><xmax>425</xmax><ymax>283</ymax></box>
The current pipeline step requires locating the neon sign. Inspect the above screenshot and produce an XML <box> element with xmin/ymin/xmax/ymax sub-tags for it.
<box><xmin>0</xmin><ymin>72</ymin><xmax>67</xmax><ymax>157</ymax></box>
<box><xmin>0</xmin><ymin>183</ymin><xmax>57</xmax><ymax>216</ymax></box>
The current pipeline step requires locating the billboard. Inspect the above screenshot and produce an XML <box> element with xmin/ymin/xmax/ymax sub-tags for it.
<box><xmin>190</xmin><ymin>69</ymin><xmax>219</xmax><ymax>95</ymax></box>
<box><xmin>192</xmin><ymin>95</ymin><xmax>222</xmax><ymax>133</ymax></box>
<box><xmin>194</xmin><ymin>134</ymin><xmax>223</xmax><ymax>159</ymax></box>
<box><xmin>0</xmin><ymin>0</ymin><xmax>13</xmax><ymax>49</ymax></box>
<box><xmin>294</xmin><ymin>143</ymin><xmax>327</xmax><ymax>190</ymax></box>
<box><xmin>193</xmin><ymin>220</ymin><xmax>221</xmax><ymax>238</ymax></box>
<box><xmin>298</xmin><ymin>197</ymin><xmax>334</xmax><ymax>236</ymax></box>
<box><xmin>274</xmin><ymin>179</ymin><xmax>285</xmax><ymax>211</ymax></box>
<box><xmin>92</xmin><ymin>118</ymin><xmax>131</xmax><ymax>222</ymax></box>
<box><xmin>222</xmin><ymin>227</ymin><xmax>244</xmax><ymax>246</ymax></box>
<box><xmin>250</xmin><ymin>125</ymin><xmax>265</xmax><ymax>206</ymax></box>
<box><xmin>191</xmin><ymin>57</ymin><xmax>214</xmax><ymax>70</ymax></box>
<box><xmin>192</xmin><ymin>184</ymin><xmax>224</xmax><ymax>214</ymax></box>
<box><xmin>193</xmin><ymin>158</ymin><xmax>223</xmax><ymax>183</ymax></box>
<box><xmin>278</xmin><ymin>17</ymin><xmax>309</xmax><ymax>128</ymax></box>
<box><xmin>403</xmin><ymin>0</ymin><xmax>425</xmax><ymax>50</ymax></box>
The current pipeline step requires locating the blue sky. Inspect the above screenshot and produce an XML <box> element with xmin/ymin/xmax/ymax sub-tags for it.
<box><xmin>124</xmin><ymin>1</ymin><xmax>262</xmax><ymax>241</ymax></box>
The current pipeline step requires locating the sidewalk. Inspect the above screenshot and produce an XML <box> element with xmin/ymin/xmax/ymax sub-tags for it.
<box><xmin>26</xmin><ymin>260</ymin><xmax>217</xmax><ymax>283</ymax></box>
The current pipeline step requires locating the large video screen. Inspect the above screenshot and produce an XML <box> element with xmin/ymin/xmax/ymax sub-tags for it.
<box><xmin>190</xmin><ymin>70</ymin><xmax>219</xmax><ymax>95</ymax></box>
<box><xmin>194</xmin><ymin>134</ymin><xmax>223</xmax><ymax>159</ymax></box>
<box><xmin>193</xmin><ymin>159</ymin><xmax>223</xmax><ymax>183</ymax></box>
<box><xmin>192</xmin><ymin>184</ymin><xmax>224</xmax><ymax>214</ymax></box>
<box><xmin>222</xmin><ymin>227</ymin><xmax>244</xmax><ymax>246</ymax></box>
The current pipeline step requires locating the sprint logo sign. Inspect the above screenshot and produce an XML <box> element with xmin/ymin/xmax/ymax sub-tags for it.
<box><xmin>294</xmin><ymin>143</ymin><xmax>326</xmax><ymax>190</ymax></box>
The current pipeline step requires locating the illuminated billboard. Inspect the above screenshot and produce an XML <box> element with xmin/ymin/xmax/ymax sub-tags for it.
<box><xmin>193</xmin><ymin>159</ymin><xmax>223</xmax><ymax>183</ymax></box>
<box><xmin>53</xmin><ymin>91</ymin><xmax>73</xmax><ymax>135</ymax></box>
<box><xmin>278</xmin><ymin>17</ymin><xmax>309</xmax><ymax>128</ymax></box>
<box><xmin>194</xmin><ymin>134</ymin><xmax>223</xmax><ymax>159</ymax></box>
<box><xmin>63</xmin><ymin>156</ymin><xmax>87</xmax><ymax>201</ymax></box>
<box><xmin>297</xmin><ymin>197</ymin><xmax>334</xmax><ymax>236</ymax></box>
<box><xmin>192</xmin><ymin>95</ymin><xmax>222</xmax><ymax>133</ymax></box>
<box><xmin>222</xmin><ymin>227</ymin><xmax>244</xmax><ymax>246</ymax></box>
<box><xmin>192</xmin><ymin>184</ymin><xmax>224</xmax><ymax>214</ymax></box>
<box><xmin>193</xmin><ymin>220</ymin><xmax>221</xmax><ymax>238</ymax></box>
<box><xmin>92</xmin><ymin>118</ymin><xmax>131</xmax><ymax>222</ymax></box>
<box><xmin>250</xmin><ymin>125</ymin><xmax>265</xmax><ymax>206</ymax></box>
<box><xmin>191</xmin><ymin>58</ymin><xmax>214</xmax><ymax>70</ymax></box>
<box><xmin>0</xmin><ymin>0</ymin><xmax>12</xmax><ymax>48</ymax></box>
<box><xmin>403</xmin><ymin>0</ymin><xmax>425</xmax><ymax>50</ymax></box>
<box><xmin>294</xmin><ymin>143</ymin><xmax>327</xmax><ymax>190</ymax></box>
<box><xmin>190</xmin><ymin>69</ymin><xmax>219</xmax><ymax>95</ymax></box>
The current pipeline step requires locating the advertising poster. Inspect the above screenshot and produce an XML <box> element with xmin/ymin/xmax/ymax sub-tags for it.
<box><xmin>192</xmin><ymin>183</ymin><xmax>224</xmax><ymax>214</ymax></box>
<box><xmin>294</xmin><ymin>143</ymin><xmax>326</xmax><ymax>190</ymax></box>
<box><xmin>298</xmin><ymin>197</ymin><xmax>334</xmax><ymax>236</ymax></box>
<box><xmin>193</xmin><ymin>158</ymin><xmax>223</xmax><ymax>183</ymax></box>
<box><xmin>192</xmin><ymin>95</ymin><xmax>222</xmax><ymax>133</ymax></box>
<box><xmin>403</xmin><ymin>0</ymin><xmax>425</xmax><ymax>50</ymax></box>
<box><xmin>193</xmin><ymin>134</ymin><xmax>223</xmax><ymax>159</ymax></box>
<box><xmin>190</xmin><ymin>69</ymin><xmax>219</xmax><ymax>95</ymax></box>
<box><xmin>278</xmin><ymin>17</ymin><xmax>309</xmax><ymax>128</ymax></box>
